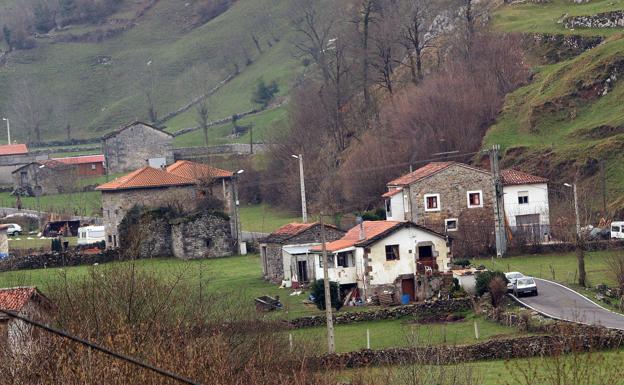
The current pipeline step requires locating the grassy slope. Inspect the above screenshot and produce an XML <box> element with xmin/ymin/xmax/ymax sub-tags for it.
<box><xmin>487</xmin><ymin>1</ymin><xmax>624</xmax><ymax>204</ymax></box>
<box><xmin>0</xmin><ymin>0</ymin><xmax>302</xmax><ymax>142</ymax></box>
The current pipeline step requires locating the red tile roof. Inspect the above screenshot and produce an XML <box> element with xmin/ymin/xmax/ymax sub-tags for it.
<box><xmin>311</xmin><ymin>221</ymin><xmax>402</xmax><ymax>253</ymax></box>
<box><xmin>272</xmin><ymin>222</ymin><xmax>318</xmax><ymax>237</ymax></box>
<box><xmin>501</xmin><ymin>169</ymin><xmax>548</xmax><ymax>186</ymax></box>
<box><xmin>166</xmin><ymin>160</ymin><xmax>233</xmax><ymax>180</ymax></box>
<box><xmin>0</xmin><ymin>144</ymin><xmax>28</xmax><ymax>156</ymax></box>
<box><xmin>51</xmin><ymin>154</ymin><xmax>105</xmax><ymax>165</ymax></box>
<box><xmin>96</xmin><ymin>167</ymin><xmax>195</xmax><ymax>191</ymax></box>
<box><xmin>382</xmin><ymin>188</ymin><xmax>403</xmax><ymax>198</ymax></box>
<box><xmin>0</xmin><ymin>287</ymin><xmax>38</xmax><ymax>312</ymax></box>
<box><xmin>387</xmin><ymin>162</ymin><xmax>453</xmax><ymax>186</ymax></box>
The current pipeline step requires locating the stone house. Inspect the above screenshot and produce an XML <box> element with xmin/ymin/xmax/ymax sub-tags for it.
<box><xmin>310</xmin><ymin>221</ymin><xmax>452</xmax><ymax>302</ymax></box>
<box><xmin>96</xmin><ymin>162</ymin><xmax>237</xmax><ymax>257</ymax></box>
<box><xmin>102</xmin><ymin>122</ymin><xmax>174</xmax><ymax>174</ymax></box>
<box><xmin>12</xmin><ymin>160</ymin><xmax>78</xmax><ymax>195</ymax></box>
<box><xmin>0</xmin><ymin>287</ymin><xmax>53</xmax><ymax>354</ymax></box>
<box><xmin>383</xmin><ymin>162</ymin><xmax>552</xmax><ymax>251</ymax></box>
<box><xmin>0</xmin><ymin>144</ymin><xmax>48</xmax><ymax>185</ymax></box>
<box><xmin>97</xmin><ymin>166</ymin><xmax>198</xmax><ymax>249</ymax></box>
<box><xmin>259</xmin><ymin>223</ymin><xmax>345</xmax><ymax>284</ymax></box>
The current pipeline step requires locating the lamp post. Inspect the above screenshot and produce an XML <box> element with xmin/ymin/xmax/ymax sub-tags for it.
<box><xmin>234</xmin><ymin>169</ymin><xmax>244</xmax><ymax>254</ymax></box>
<box><xmin>564</xmin><ymin>182</ymin><xmax>581</xmax><ymax>237</ymax></box>
<box><xmin>291</xmin><ymin>154</ymin><xmax>307</xmax><ymax>223</ymax></box>
<box><xmin>2</xmin><ymin>118</ymin><xmax>10</xmax><ymax>144</ymax></box>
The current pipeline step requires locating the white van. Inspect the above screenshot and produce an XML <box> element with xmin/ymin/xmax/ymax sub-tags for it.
<box><xmin>611</xmin><ymin>222</ymin><xmax>624</xmax><ymax>239</ymax></box>
<box><xmin>77</xmin><ymin>225</ymin><xmax>106</xmax><ymax>246</ymax></box>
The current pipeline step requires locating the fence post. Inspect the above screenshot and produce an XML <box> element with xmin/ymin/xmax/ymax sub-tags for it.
<box><xmin>474</xmin><ymin>321</ymin><xmax>480</xmax><ymax>340</ymax></box>
<box><xmin>366</xmin><ymin>329</ymin><xmax>370</xmax><ymax>349</ymax></box>
<box><xmin>289</xmin><ymin>333</ymin><xmax>293</xmax><ymax>353</ymax></box>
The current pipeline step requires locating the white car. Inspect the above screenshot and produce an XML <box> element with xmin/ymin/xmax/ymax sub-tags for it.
<box><xmin>5</xmin><ymin>224</ymin><xmax>22</xmax><ymax>236</ymax></box>
<box><xmin>505</xmin><ymin>272</ymin><xmax>524</xmax><ymax>292</ymax></box>
<box><xmin>513</xmin><ymin>277</ymin><xmax>538</xmax><ymax>297</ymax></box>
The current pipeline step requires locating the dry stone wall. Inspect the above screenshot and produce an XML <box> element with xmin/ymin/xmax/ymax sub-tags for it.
<box><xmin>288</xmin><ymin>298</ymin><xmax>472</xmax><ymax>328</ymax></box>
<box><xmin>564</xmin><ymin>11</ymin><xmax>624</xmax><ymax>29</ymax></box>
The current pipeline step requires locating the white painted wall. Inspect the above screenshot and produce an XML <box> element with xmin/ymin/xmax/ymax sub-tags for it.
<box><xmin>385</xmin><ymin>190</ymin><xmax>406</xmax><ymax>221</ymax></box>
<box><xmin>502</xmin><ymin>183</ymin><xmax>550</xmax><ymax>227</ymax></box>
<box><xmin>314</xmin><ymin>249</ymin><xmax>358</xmax><ymax>284</ymax></box>
<box><xmin>366</xmin><ymin>227</ymin><xmax>450</xmax><ymax>286</ymax></box>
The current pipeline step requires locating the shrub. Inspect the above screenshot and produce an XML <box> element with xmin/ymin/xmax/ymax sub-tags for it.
<box><xmin>489</xmin><ymin>276</ymin><xmax>507</xmax><ymax>307</ymax></box>
<box><xmin>310</xmin><ymin>279</ymin><xmax>342</xmax><ymax>311</ymax></box>
<box><xmin>252</xmin><ymin>79</ymin><xmax>279</xmax><ymax>108</ymax></box>
<box><xmin>475</xmin><ymin>270</ymin><xmax>508</xmax><ymax>296</ymax></box>
<box><xmin>454</xmin><ymin>259</ymin><xmax>471</xmax><ymax>268</ymax></box>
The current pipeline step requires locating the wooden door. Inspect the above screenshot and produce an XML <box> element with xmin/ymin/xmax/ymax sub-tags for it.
<box><xmin>401</xmin><ymin>278</ymin><xmax>415</xmax><ymax>302</ymax></box>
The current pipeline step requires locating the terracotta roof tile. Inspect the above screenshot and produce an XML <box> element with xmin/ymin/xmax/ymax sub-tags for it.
<box><xmin>0</xmin><ymin>287</ymin><xmax>38</xmax><ymax>312</ymax></box>
<box><xmin>96</xmin><ymin>167</ymin><xmax>195</xmax><ymax>191</ymax></box>
<box><xmin>261</xmin><ymin>222</ymin><xmax>336</xmax><ymax>243</ymax></box>
<box><xmin>387</xmin><ymin>162</ymin><xmax>454</xmax><ymax>186</ymax></box>
<box><xmin>501</xmin><ymin>169</ymin><xmax>548</xmax><ymax>186</ymax></box>
<box><xmin>51</xmin><ymin>154</ymin><xmax>105</xmax><ymax>165</ymax></box>
<box><xmin>0</xmin><ymin>144</ymin><xmax>28</xmax><ymax>156</ymax></box>
<box><xmin>166</xmin><ymin>160</ymin><xmax>233</xmax><ymax>180</ymax></box>
<box><xmin>311</xmin><ymin>221</ymin><xmax>402</xmax><ymax>252</ymax></box>
<box><xmin>382</xmin><ymin>188</ymin><xmax>402</xmax><ymax>198</ymax></box>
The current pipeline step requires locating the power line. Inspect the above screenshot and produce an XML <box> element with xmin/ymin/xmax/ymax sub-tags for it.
<box><xmin>0</xmin><ymin>309</ymin><xmax>203</xmax><ymax>385</ymax></box>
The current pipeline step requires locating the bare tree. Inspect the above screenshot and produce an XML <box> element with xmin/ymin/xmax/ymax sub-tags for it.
<box><xmin>9</xmin><ymin>76</ymin><xmax>52</xmax><ymax>143</ymax></box>
<box><xmin>399</xmin><ymin>0</ymin><xmax>437</xmax><ymax>83</ymax></box>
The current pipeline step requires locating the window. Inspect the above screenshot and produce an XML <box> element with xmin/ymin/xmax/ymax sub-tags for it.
<box><xmin>336</xmin><ymin>251</ymin><xmax>353</xmax><ymax>268</ymax></box>
<box><xmin>424</xmin><ymin>194</ymin><xmax>440</xmax><ymax>212</ymax></box>
<box><xmin>319</xmin><ymin>255</ymin><xmax>335</xmax><ymax>268</ymax></box>
<box><xmin>385</xmin><ymin>199</ymin><xmax>392</xmax><ymax>217</ymax></box>
<box><xmin>612</xmin><ymin>226</ymin><xmax>621</xmax><ymax>233</ymax></box>
<box><xmin>518</xmin><ymin>191</ymin><xmax>529</xmax><ymax>205</ymax></box>
<box><xmin>385</xmin><ymin>245</ymin><xmax>400</xmax><ymax>261</ymax></box>
<box><xmin>467</xmin><ymin>191</ymin><xmax>483</xmax><ymax>208</ymax></box>
<box><xmin>108</xmin><ymin>235</ymin><xmax>112</xmax><ymax>243</ymax></box>
<box><xmin>445</xmin><ymin>218</ymin><xmax>458</xmax><ymax>232</ymax></box>
<box><xmin>91</xmin><ymin>164</ymin><xmax>96</xmax><ymax>170</ymax></box>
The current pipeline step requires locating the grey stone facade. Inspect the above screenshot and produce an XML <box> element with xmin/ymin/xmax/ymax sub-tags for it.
<box><xmin>11</xmin><ymin>162</ymin><xmax>77</xmax><ymax>195</ymax></box>
<box><xmin>260</xmin><ymin>224</ymin><xmax>345</xmax><ymax>283</ymax></box>
<box><xmin>102</xmin><ymin>122</ymin><xmax>174</xmax><ymax>174</ymax></box>
<box><xmin>172</xmin><ymin>214</ymin><xmax>233</xmax><ymax>259</ymax></box>
<box><xmin>0</xmin><ymin>154</ymin><xmax>49</xmax><ymax>185</ymax></box>
<box><xmin>101</xmin><ymin>185</ymin><xmax>198</xmax><ymax>249</ymax></box>
<box><xmin>404</xmin><ymin>164</ymin><xmax>494</xmax><ymax>235</ymax></box>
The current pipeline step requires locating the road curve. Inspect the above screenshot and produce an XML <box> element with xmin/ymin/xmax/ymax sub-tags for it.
<box><xmin>511</xmin><ymin>278</ymin><xmax>624</xmax><ymax>330</ymax></box>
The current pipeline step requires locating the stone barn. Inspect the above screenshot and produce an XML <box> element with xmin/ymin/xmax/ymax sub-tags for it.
<box><xmin>0</xmin><ymin>144</ymin><xmax>48</xmax><ymax>185</ymax></box>
<box><xmin>0</xmin><ymin>287</ymin><xmax>53</xmax><ymax>354</ymax></box>
<box><xmin>102</xmin><ymin>122</ymin><xmax>174</xmax><ymax>174</ymax></box>
<box><xmin>259</xmin><ymin>223</ymin><xmax>345</xmax><ymax>284</ymax></box>
<box><xmin>12</xmin><ymin>160</ymin><xmax>78</xmax><ymax>195</ymax></box>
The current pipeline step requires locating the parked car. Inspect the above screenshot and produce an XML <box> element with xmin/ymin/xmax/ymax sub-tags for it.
<box><xmin>611</xmin><ymin>221</ymin><xmax>624</xmax><ymax>239</ymax></box>
<box><xmin>513</xmin><ymin>277</ymin><xmax>538</xmax><ymax>297</ymax></box>
<box><xmin>505</xmin><ymin>271</ymin><xmax>524</xmax><ymax>292</ymax></box>
<box><xmin>5</xmin><ymin>224</ymin><xmax>22</xmax><ymax>236</ymax></box>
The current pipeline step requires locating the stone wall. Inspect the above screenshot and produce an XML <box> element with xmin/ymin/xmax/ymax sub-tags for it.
<box><xmin>0</xmin><ymin>249</ymin><xmax>121</xmax><ymax>272</ymax></box>
<box><xmin>506</xmin><ymin>238</ymin><xmax>624</xmax><ymax>256</ymax></box>
<box><xmin>564</xmin><ymin>11</ymin><xmax>624</xmax><ymax>29</ymax></box>
<box><xmin>102</xmin><ymin>123</ymin><xmax>174</xmax><ymax>174</ymax></box>
<box><xmin>171</xmin><ymin>213</ymin><xmax>234</xmax><ymax>259</ymax></box>
<box><xmin>173</xmin><ymin>144</ymin><xmax>269</xmax><ymax>159</ymax></box>
<box><xmin>317</xmin><ymin>330</ymin><xmax>623</xmax><ymax>368</ymax></box>
<box><xmin>261</xmin><ymin>244</ymin><xmax>284</xmax><ymax>283</ymax></box>
<box><xmin>288</xmin><ymin>298</ymin><xmax>472</xmax><ymax>328</ymax></box>
<box><xmin>525</xmin><ymin>33</ymin><xmax>603</xmax><ymax>64</ymax></box>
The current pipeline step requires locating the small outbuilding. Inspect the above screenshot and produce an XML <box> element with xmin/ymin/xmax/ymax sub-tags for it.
<box><xmin>259</xmin><ymin>223</ymin><xmax>345</xmax><ymax>284</ymax></box>
<box><xmin>0</xmin><ymin>287</ymin><xmax>53</xmax><ymax>353</ymax></box>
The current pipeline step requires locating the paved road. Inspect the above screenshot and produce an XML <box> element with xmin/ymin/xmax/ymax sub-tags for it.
<box><xmin>512</xmin><ymin>278</ymin><xmax>624</xmax><ymax>330</ymax></box>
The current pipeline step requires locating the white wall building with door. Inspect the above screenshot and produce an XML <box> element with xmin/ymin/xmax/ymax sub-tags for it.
<box><xmin>501</xmin><ymin>170</ymin><xmax>550</xmax><ymax>239</ymax></box>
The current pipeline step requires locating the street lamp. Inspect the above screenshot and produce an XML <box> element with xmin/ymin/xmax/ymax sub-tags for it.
<box><xmin>291</xmin><ymin>154</ymin><xmax>308</xmax><ymax>223</ymax></box>
<box><xmin>233</xmin><ymin>169</ymin><xmax>244</xmax><ymax>254</ymax></box>
<box><xmin>2</xmin><ymin>118</ymin><xmax>10</xmax><ymax>145</ymax></box>
<box><xmin>564</xmin><ymin>183</ymin><xmax>581</xmax><ymax>237</ymax></box>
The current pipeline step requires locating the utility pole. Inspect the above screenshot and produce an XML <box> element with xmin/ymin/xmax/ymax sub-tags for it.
<box><xmin>573</xmin><ymin>182</ymin><xmax>581</xmax><ymax>238</ymax></box>
<box><xmin>292</xmin><ymin>154</ymin><xmax>308</xmax><ymax>223</ymax></box>
<box><xmin>319</xmin><ymin>213</ymin><xmax>335</xmax><ymax>354</ymax></box>
<box><xmin>600</xmin><ymin>160</ymin><xmax>606</xmax><ymax>214</ymax></box>
<box><xmin>233</xmin><ymin>170</ymin><xmax>244</xmax><ymax>254</ymax></box>
<box><xmin>249</xmin><ymin>124</ymin><xmax>254</xmax><ymax>154</ymax></box>
<box><xmin>489</xmin><ymin>144</ymin><xmax>507</xmax><ymax>257</ymax></box>
<box><xmin>2</xmin><ymin>118</ymin><xmax>10</xmax><ymax>144</ymax></box>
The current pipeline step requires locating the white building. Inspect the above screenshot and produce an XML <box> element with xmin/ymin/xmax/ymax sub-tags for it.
<box><xmin>501</xmin><ymin>169</ymin><xmax>550</xmax><ymax>240</ymax></box>
<box><xmin>311</xmin><ymin>221</ymin><xmax>451</xmax><ymax>302</ymax></box>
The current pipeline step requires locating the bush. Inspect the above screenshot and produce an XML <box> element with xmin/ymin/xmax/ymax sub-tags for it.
<box><xmin>489</xmin><ymin>276</ymin><xmax>507</xmax><ymax>307</ymax></box>
<box><xmin>310</xmin><ymin>279</ymin><xmax>342</xmax><ymax>311</ymax></box>
<box><xmin>475</xmin><ymin>270</ymin><xmax>508</xmax><ymax>296</ymax></box>
<box><xmin>454</xmin><ymin>259</ymin><xmax>471</xmax><ymax>268</ymax></box>
<box><xmin>251</xmin><ymin>79</ymin><xmax>279</xmax><ymax>108</ymax></box>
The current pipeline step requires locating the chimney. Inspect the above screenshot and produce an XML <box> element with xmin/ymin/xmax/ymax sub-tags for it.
<box><xmin>358</xmin><ymin>219</ymin><xmax>366</xmax><ymax>241</ymax></box>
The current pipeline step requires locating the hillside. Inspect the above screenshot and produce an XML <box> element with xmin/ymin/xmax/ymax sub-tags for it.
<box><xmin>485</xmin><ymin>0</ymin><xmax>624</xmax><ymax>213</ymax></box>
<box><xmin>0</xmin><ymin>0</ymin><xmax>301</xmax><ymax>143</ymax></box>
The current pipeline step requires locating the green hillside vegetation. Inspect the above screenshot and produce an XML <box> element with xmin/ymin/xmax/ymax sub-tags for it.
<box><xmin>0</xmin><ymin>0</ymin><xmax>303</xmax><ymax>142</ymax></box>
<box><xmin>487</xmin><ymin>1</ymin><xmax>624</xmax><ymax>211</ymax></box>
<box><xmin>493</xmin><ymin>0</ymin><xmax>624</xmax><ymax>36</ymax></box>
